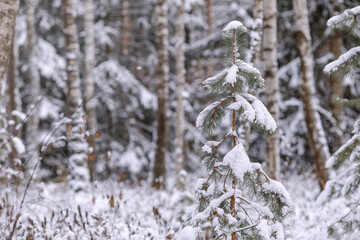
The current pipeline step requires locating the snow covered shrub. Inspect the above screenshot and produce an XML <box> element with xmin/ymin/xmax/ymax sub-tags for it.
<box><xmin>178</xmin><ymin>21</ymin><xmax>292</xmax><ymax>240</ymax></box>
<box><xmin>0</xmin><ymin>108</ymin><xmax>25</xmax><ymax>182</ymax></box>
<box><xmin>318</xmin><ymin>118</ymin><xmax>360</xmax><ymax>237</ymax></box>
<box><xmin>318</xmin><ymin>5</ymin><xmax>360</xmax><ymax>238</ymax></box>
<box><xmin>39</xmin><ymin>110</ymin><xmax>92</xmax><ymax>190</ymax></box>
<box><xmin>0</xmin><ymin>201</ymin><xmax>111</xmax><ymax>239</ymax></box>
<box><xmin>0</xmin><ymin>194</ymin><xmax>22</xmax><ymax>239</ymax></box>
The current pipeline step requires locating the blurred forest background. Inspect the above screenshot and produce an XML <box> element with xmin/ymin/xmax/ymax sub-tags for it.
<box><xmin>0</xmin><ymin>0</ymin><xmax>359</xmax><ymax>239</ymax></box>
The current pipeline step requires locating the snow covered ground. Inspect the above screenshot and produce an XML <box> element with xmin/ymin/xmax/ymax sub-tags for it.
<box><xmin>0</xmin><ymin>171</ymin><xmax>357</xmax><ymax>239</ymax></box>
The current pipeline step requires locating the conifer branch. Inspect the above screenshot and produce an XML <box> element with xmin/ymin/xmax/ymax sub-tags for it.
<box><xmin>233</xmin><ymin>223</ymin><xmax>259</xmax><ymax>233</ymax></box>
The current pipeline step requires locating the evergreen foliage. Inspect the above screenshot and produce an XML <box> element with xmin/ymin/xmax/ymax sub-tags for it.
<box><xmin>324</xmin><ymin>6</ymin><xmax>360</xmax><ymax>75</ymax></box>
<box><xmin>179</xmin><ymin>21</ymin><xmax>292</xmax><ymax>240</ymax></box>
<box><xmin>319</xmin><ymin>5</ymin><xmax>360</xmax><ymax>238</ymax></box>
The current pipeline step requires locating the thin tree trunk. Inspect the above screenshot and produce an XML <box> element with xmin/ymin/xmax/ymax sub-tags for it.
<box><xmin>329</xmin><ymin>0</ymin><xmax>344</xmax><ymax>142</ymax></box>
<box><xmin>330</xmin><ymin>31</ymin><xmax>345</xmax><ymax>146</ymax></box>
<box><xmin>293</xmin><ymin>0</ymin><xmax>330</xmax><ymax>190</ymax></box>
<box><xmin>62</xmin><ymin>0</ymin><xmax>82</xmax><ymax>115</ymax></box>
<box><xmin>205</xmin><ymin>0</ymin><xmax>213</xmax><ymax>77</ymax></box>
<box><xmin>0</xmin><ymin>0</ymin><xmax>19</xmax><ymax>105</ymax></box>
<box><xmin>231</xmin><ymin>29</ymin><xmax>237</xmax><ymax>240</ymax></box>
<box><xmin>244</xmin><ymin>0</ymin><xmax>264</xmax><ymax>152</ymax></box>
<box><xmin>121</xmin><ymin>0</ymin><xmax>131</xmax><ymax>55</ymax></box>
<box><xmin>263</xmin><ymin>0</ymin><xmax>280</xmax><ymax>180</ymax></box>
<box><xmin>7</xmin><ymin>36</ymin><xmax>22</xmax><ymax>166</ymax></box>
<box><xmin>250</xmin><ymin>0</ymin><xmax>264</xmax><ymax>69</ymax></box>
<box><xmin>62</xmin><ymin>0</ymin><xmax>89</xmax><ymax>184</ymax></box>
<box><xmin>84</xmin><ymin>0</ymin><xmax>97</xmax><ymax>182</ymax></box>
<box><xmin>175</xmin><ymin>0</ymin><xmax>186</xmax><ymax>189</ymax></box>
<box><xmin>152</xmin><ymin>0</ymin><xmax>170</xmax><ymax>190</ymax></box>
<box><xmin>26</xmin><ymin>0</ymin><xmax>40</xmax><ymax>168</ymax></box>
<box><xmin>7</xmin><ymin>37</ymin><xmax>21</xmax><ymax>132</ymax></box>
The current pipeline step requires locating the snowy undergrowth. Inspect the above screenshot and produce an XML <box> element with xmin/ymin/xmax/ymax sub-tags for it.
<box><xmin>0</xmin><ymin>176</ymin><xmax>195</xmax><ymax>239</ymax></box>
<box><xmin>284</xmin><ymin>173</ymin><xmax>356</xmax><ymax>240</ymax></box>
<box><xmin>0</xmin><ymin>172</ymin><xmax>354</xmax><ymax>239</ymax></box>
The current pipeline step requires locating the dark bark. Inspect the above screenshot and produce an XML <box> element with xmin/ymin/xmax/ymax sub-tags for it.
<box><xmin>152</xmin><ymin>0</ymin><xmax>170</xmax><ymax>190</ymax></box>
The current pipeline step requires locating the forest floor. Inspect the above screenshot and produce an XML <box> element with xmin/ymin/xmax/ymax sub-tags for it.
<box><xmin>0</xmin><ymin>170</ymin><xmax>354</xmax><ymax>239</ymax></box>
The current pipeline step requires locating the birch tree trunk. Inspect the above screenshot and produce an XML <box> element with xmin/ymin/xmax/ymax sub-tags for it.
<box><xmin>26</xmin><ymin>0</ymin><xmax>40</xmax><ymax>167</ymax></box>
<box><xmin>175</xmin><ymin>0</ymin><xmax>186</xmax><ymax>189</ymax></box>
<box><xmin>263</xmin><ymin>0</ymin><xmax>280</xmax><ymax>180</ymax></box>
<box><xmin>62</xmin><ymin>0</ymin><xmax>89</xmax><ymax>185</ymax></box>
<box><xmin>244</xmin><ymin>0</ymin><xmax>264</xmax><ymax>152</ymax></box>
<box><xmin>121</xmin><ymin>0</ymin><xmax>131</xmax><ymax>55</ymax></box>
<box><xmin>0</xmin><ymin>0</ymin><xmax>19</xmax><ymax>105</ymax></box>
<box><xmin>293</xmin><ymin>0</ymin><xmax>330</xmax><ymax>190</ymax></box>
<box><xmin>152</xmin><ymin>0</ymin><xmax>170</xmax><ymax>190</ymax></box>
<box><xmin>84</xmin><ymin>0</ymin><xmax>97</xmax><ymax>182</ymax></box>
<box><xmin>6</xmin><ymin>36</ymin><xmax>22</xmax><ymax>165</ymax></box>
<box><xmin>62</xmin><ymin>0</ymin><xmax>82</xmax><ymax>115</ymax></box>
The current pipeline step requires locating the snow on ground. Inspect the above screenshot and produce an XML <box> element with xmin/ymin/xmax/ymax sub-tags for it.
<box><xmin>0</xmin><ymin>171</ymin><xmax>355</xmax><ymax>239</ymax></box>
<box><xmin>1</xmin><ymin>176</ymin><xmax>195</xmax><ymax>239</ymax></box>
<box><xmin>284</xmin><ymin>173</ymin><xmax>355</xmax><ymax>240</ymax></box>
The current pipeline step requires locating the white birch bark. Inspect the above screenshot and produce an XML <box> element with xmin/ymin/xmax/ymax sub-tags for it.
<box><xmin>0</xmin><ymin>0</ymin><xmax>20</xmax><ymax>105</ymax></box>
<box><xmin>152</xmin><ymin>0</ymin><xmax>170</xmax><ymax>190</ymax></box>
<box><xmin>62</xmin><ymin>0</ymin><xmax>89</xmax><ymax>184</ymax></box>
<box><xmin>263</xmin><ymin>0</ymin><xmax>280</xmax><ymax>180</ymax></box>
<box><xmin>175</xmin><ymin>0</ymin><xmax>186</xmax><ymax>189</ymax></box>
<box><xmin>84</xmin><ymin>0</ymin><xmax>97</xmax><ymax>182</ymax></box>
<box><xmin>293</xmin><ymin>0</ymin><xmax>330</xmax><ymax>189</ymax></box>
<box><xmin>26</xmin><ymin>0</ymin><xmax>40</xmax><ymax>167</ymax></box>
<box><xmin>62</xmin><ymin>0</ymin><xmax>82</xmax><ymax>115</ymax></box>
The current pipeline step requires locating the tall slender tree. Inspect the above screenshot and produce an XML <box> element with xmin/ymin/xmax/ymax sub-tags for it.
<box><xmin>205</xmin><ymin>0</ymin><xmax>213</xmax><ymax>76</ymax></box>
<box><xmin>152</xmin><ymin>0</ymin><xmax>170</xmax><ymax>189</ymax></box>
<box><xmin>62</xmin><ymin>0</ymin><xmax>89</xmax><ymax>185</ymax></box>
<box><xmin>0</xmin><ymin>0</ymin><xmax>20</xmax><ymax>178</ymax></box>
<box><xmin>329</xmin><ymin>1</ymin><xmax>345</xmax><ymax>146</ymax></box>
<box><xmin>263</xmin><ymin>0</ymin><xmax>280</xmax><ymax>180</ymax></box>
<box><xmin>26</xmin><ymin>0</ymin><xmax>41</xmax><ymax>168</ymax></box>
<box><xmin>84</xmin><ymin>0</ymin><xmax>97</xmax><ymax>182</ymax></box>
<box><xmin>121</xmin><ymin>0</ymin><xmax>131</xmax><ymax>55</ymax></box>
<box><xmin>0</xmin><ymin>0</ymin><xmax>20</xmax><ymax>105</ymax></box>
<box><xmin>175</xmin><ymin>0</ymin><xmax>186</xmax><ymax>184</ymax></box>
<box><xmin>180</xmin><ymin>21</ymin><xmax>292</xmax><ymax>240</ymax></box>
<box><xmin>244</xmin><ymin>0</ymin><xmax>264</xmax><ymax>152</ymax></box>
<box><xmin>250</xmin><ymin>0</ymin><xmax>264</xmax><ymax>70</ymax></box>
<box><xmin>293</xmin><ymin>0</ymin><xmax>330</xmax><ymax>190</ymax></box>
<box><xmin>62</xmin><ymin>0</ymin><xmax>83</xmax><ymax>116</ymax></box>
<box><xmin>6</xmin><ymin>36</ymin><xmax>22</xmax><ymax>165</ymax></box>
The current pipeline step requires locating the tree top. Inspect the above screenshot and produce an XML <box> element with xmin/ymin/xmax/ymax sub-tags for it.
<box><xmin>222</xmin><ymin>20</ymin><xmax>247</xmax><ymax>34</ymax></box>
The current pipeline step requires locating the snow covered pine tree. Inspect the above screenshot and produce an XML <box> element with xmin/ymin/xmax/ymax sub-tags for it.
<box><xmin>318</xmin><ymin>5</ymin><xmax>360</xmax><ymax>238</ymax></box>
<box><xmin>178</xmin><ymin>21</ymin><xmax>292</xmax><ymax>240</ymax></box>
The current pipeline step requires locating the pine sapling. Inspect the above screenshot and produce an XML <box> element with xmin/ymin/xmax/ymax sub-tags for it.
<box><xmin>318</xmin><ymin>5</ymin><xmax>360</xmax><ymax>237</ymax></box>
<box><xmin>179</xmin><ymin>21</ymin><xmax>292</xmax><ymax>240</ymax></box>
